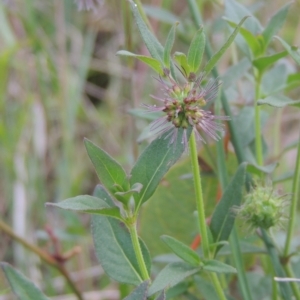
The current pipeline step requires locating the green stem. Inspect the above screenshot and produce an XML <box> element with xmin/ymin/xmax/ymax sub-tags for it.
<box><xmin>128</xmin><ymin>221</ymin><xmax>150</xmax><ymax>281</ymax></box>
<box><xmin>254</xmin><ymin>71</ymin><xmax>263</xmax><ymax>166</ymax></box>
<box><xmin>283</xmin><ymin>264</ymin><xmax>300</xmax><ymax>300</ymax></box>
<box><xmin>284</xmin><ymin>129</ymin><xmax>300</xmax><ymax>257</ymax></box>
<box><xmin>0</xmin><ymin>218</ymin><xmax>84</xmax><ymax>300</ymax></box>
<box><xmin>189</xmin><ymin>132</ymin><xmax>227</xmax><ymax>300</ymax></box>
<box><xmin>189</xmin><ymin>131</ymin><xmax>209</xmax><ymax>259</ymax></box>
<box><xmin>210</xmin><ymin>273</ymin><xmax>227</xmax><ymax>300</ymax></box>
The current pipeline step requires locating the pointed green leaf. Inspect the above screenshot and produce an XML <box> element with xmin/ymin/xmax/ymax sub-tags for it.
<box><xmin>225</xmin><ymin>0</ymin><xmax>262</xmax><ymax>34</ymax></box>
<box><xmin>1</xmin><ymin>263</ymin><xmax>49</xmax><ymax>300</ymax></box>
<box><xmin>163</xmin><ymin>23</ymin><xmax>178</xmax><ymax>68</ymax></box>
<box><xmin>247</xmin><ymin>162</ymin><xmax>278</xmax><ymax>176</ymax></box>
<box><xmin>93</xmin><ymin>184</ymin><xmax>115</xmax><ymax>206</ymax></box>
<box><xmin>84</xmin><ymin>138</ymin><xmax>128</xmax><ymax>196</ymax></box>
<box><xmin>148</xmin><ymin>262</ymin><xmax>200</xmax><ymax>296</ymax></box>
<box><xmin>115</xmin><ymin>182</ymin><xmax>143</xmax><ymax>197</ymax></box>
<box><xmin>276</xmin><ymin>36</ymin><xmax>300</xmax><ymax>65</ymax></box>
<box><xmin>262</xmin><ymin>2</ymin><xmax>292</xmax><ymax>48</ymax></box>
<box><xmin>187</xmin><ymin>27</ymin><xmax>205</xmax><ymax>73</ymax></box>
<box><xmin>204</xmin><ymin>16</ymin><xmax>248</xmax><ymax>74</ymax></box>
<box><xmin>258</xmin><ymin>95</ymin><xmax>300</xmax><ymax>108</ymax></box>
<box><xmin>174</xmin><ymin>52</ymin><xmax>190</xmax><ymax>76</ymax></box>
<box><xmin>130</xmin><ymin>127</ymin><xmax>192</xmax><ymax>209</ymax></box>
<box><xmin>210</xmin><ymin>163</ymin><xmax>247</xmax><ymax>253</ymax></box>
<box><xmin>161</xmin><ymin>235</ymin><xmax>201</xmax><ymax>266</ymax></box>
<box><xmin>124</xmin><ymin>280</ymin><xmax>150</xmax><ymax>300</ymax></box>
<box><xmin>46</xmin><ymin>195</ymin><xmax>122</xmax><ymax>220</ymax></box>
<box><xmin>224</xmin><ymin>18</ymin><xmax>262</xmax><ymax>57</ymax></box>
<box><xmin>92</xmin><ymin>214</ymin><xmax>151</xmax><ymax>285</ymax></box>
<box><xmin>129</xmin><ymin>0</ymin><xmax>164</xmax><ymax>62</ymax></box>
<box><xmin>253</xmin><ymin>51</ymin><xmax>288</xmax><ymax>73</ymax></box>
<box><xmin>203</xmin><ymin>259</ymin><xmax>237</xmax><ymax>274</ymax></box>
<box><xmin>117</xmin><ymin>50</ymin><xmax>163</xmax><ymax>75</ymax></box>
<box><xmin>92</xmin><ymin>188</ymin><xmax>151</xmax><ymax>286</ymax></box>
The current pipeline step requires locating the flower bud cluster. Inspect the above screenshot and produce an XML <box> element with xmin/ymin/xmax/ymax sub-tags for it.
<box><xmin>235</xmin><ymin>185</ymin><xmax>288</xmax><ymax>230</ymax></box>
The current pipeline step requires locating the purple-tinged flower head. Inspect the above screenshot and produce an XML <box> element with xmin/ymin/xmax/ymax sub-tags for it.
<box><xmin>144</xmin><ymin>71</ymin><xmax>230</xmax><ymax>149</ymax></box>
<box><xmin>74</xmin><ymin>0</ymin><xmax>103</xmax><ymax>11</ymax></box>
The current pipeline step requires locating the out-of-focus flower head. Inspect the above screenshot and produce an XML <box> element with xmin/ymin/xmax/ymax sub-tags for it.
<box><xmin>74</xmin><ymin>0</ymin><xmax>103</xmax><ymax>11</ymax></box>
<box><xmin>144</xmin><ymin>70</ymin><xmax>229</xmax><ymax>149</ymax></box>
<box><xmin>234</xmin><ymin>183</ymin><xmax>289</xmax><ymax>230</ymax></box>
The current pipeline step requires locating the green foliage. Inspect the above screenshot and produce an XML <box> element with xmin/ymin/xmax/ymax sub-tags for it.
<box><xmin>46</xmin><ymin>195</ymin><xmax>123</xmax><ymax>220</ymax></box>
<box><xmin>123</xmin><ymin>281</ymin><xmax>150</xmax><ymax>300</ymax></box>
<box><xmin>163</xmin><ymin>23</ymin><xmax>178</xmax><ymax>68</ymax></box>
<box><xmin>204</xmin><ymin>16</ymin><xmax>248</xmax><ymax>74</ymax></box>
<box><xmin>1</xmin><ymin>263</ymin><xmax>49</xmax><ymax>300</ymax></box>
<box><xmin>187</xmin><ymin>27</ymin><xmax>205</xmax><ymax>74</ymax></box>
<box><xmin>130</xmin><ymin>127</ymin><xmax>192</xmax><ymax>210</ymax></box>
<box><xmin>210</xmin><ymin>163</ymin><xmax>247</xmax><ymax>254</ymax></box>
<box><xmin>84</xmin><ymin>138</ymin><xmax>129</xmax><ymax>201</ymax></box>
<box><xmin>161</xmin><ymin>235</ymin><xmax>201</xmax><ymax>266</ymax></box>
<box><xmin>148</xmin><ymin>262</ymin><xmax>201</xmax><ymax>296</ymax></box>
<box><xmin>2</xmin><ymin>0</ymin><xmax>300</xmax><ymax>299</ymax></box>
<box><xmin>128</xmin><ymin>0</ymin><xmax>164</xmax><ymax>62</ymax></box>
<box><xmin>202</xmin><ymin>259</ymin><xmax>237</xmax><ymax>274</ymax></box>
<box><xmin>117</xmin><ymin>50</ymin><xmax>164</xmax><ymax>75</ymax></box>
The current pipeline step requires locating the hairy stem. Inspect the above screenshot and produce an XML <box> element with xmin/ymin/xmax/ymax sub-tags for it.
<box><xmin>189</xmin><ymin>132</ymin><xmax>227</xmax><ymax>300</ymax></box>
<box><xmin>284</xmin><ymin>129</ymin><xmax>300</xmax><ymax>257</ymax></box>
<box><xmin>254</xmin><ymin>71</ymin><xmax>263</xmax><ymax>166</ymax></box>
<box><xmin>128</xmin><ymin>221</ymin><xmax>150</xmax><ymax>281</ymax></box>
<box><xmin>189</xmin><ymin>131</ymin><xmax>209</xmax><ymax>258</ymax></box>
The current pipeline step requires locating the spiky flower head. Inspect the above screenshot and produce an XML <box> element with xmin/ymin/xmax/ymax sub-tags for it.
<box><xmin>74</xmin><ymin>0</ymin><xmax>103</xmax><ymax>11</ymax></box>
<box><xmin>144</xmin><ymin>70</ymin><xmax>229</xmax><ymax>148</ymax></box>
<box><xmin>234</xmin><ymin>184</ymin><xmax>288</xmax><ymax>230</ymax></box>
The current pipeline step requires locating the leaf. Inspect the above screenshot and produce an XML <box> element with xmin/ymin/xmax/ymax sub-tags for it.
<box><xmin>139</xmin><ymin>147</ymin><xmax>238</xmax><ymax>256</ymax></box>
<box><xmin>163</xmin><ymin>23</ymin><xmax>178</xmax><ymax>68</ymax></box>
<box><xmin>187</xmin><ymin>27</ymin><xmax>205</xmax><ymax>73</ymax></box>
<box><xmin>224</xmin><ymin>0</ymin><xmax>262</xmax><ymax>34</ymax></box>
<box><xmin>224</xmin><ymin>18</ymin><xmax>262</xmax><ymax>57</ymax></box>
<box><xmin>246</xmin><ymin>162</ymin><xmax>278</xmax><ymax>176</ymax></box>
<box><xmin>1</xmin><ymin>263</ymin><xmax>49</xmax><ymax>300</ymax></box>
<box><xmin>148</xmin><ymin>262</ymin><xmax>200</xmax><ymax>296</ymax></box>
<box><xmin>262</xmin><ymin>2</ymin><xmax>292</xmax><ymax>48</ymax></box>
<box><xmin>93</xmin><ymin>184</ymin><xmax>115</xmax><ymax>206</ymax></box>
<box><xmin>204</xmin><ymin>16</ymin><xmax>248</xmax><ymax>75</ymax></box>
<box><xmin>128</xmin><ymin>0</ymin><xmax>164</xmax><ymax>62</ymax></box>
<box><xmin>117</xmin><ymin>50</ymin><xmax>163</xmax><ymax>75</ymax></box>
<box><xmin>210</xmin><ymin>163</ymin><xmax>247</xmax><ymax>253</ymax></box>
<box><xmin>194</xmin><ymin>276</ymin><xmax>219</xmax><ymax>299</ymax></box>
<box><xmin>46</xmin><ymin>195</ymin><xmax>123</xmax><ymax>220</ymax></box>
<box><xmin>174</xmin><ymin>52</ymin><xmax>190</xmax><ymax>75</ymax></box>
<box><xmin>84</xmin><ymin>138</ymin><xmax>128</xmax><ymax>196</ymax></box>
<box><xmin>275</xmin><ymin>36</ymin><xmax>300</xmax><ymax>65</ymax></box>
<box><xmin>123</xmin><ymin>280</ymin><xmax>150</xmax><ymax>300</ymax></box>
<box><xmin>161</xmin><ymin>235</ymin><xmax>201</xmax><ymax>266</ymax></box>
<box><xmin>130</xmin><ymin>127</ymin><xmax>192</xmax><ymax>209</ymax></box>
<box><xmin>155</xmin><ymin>290</ymin><xmax>166</xmax><ymax>300</ymax></box>
<box><xmin>252</xmin><ymin>51</ymin><xmax>287</xmax><ymax>73</ymax></box>
<box><xmin>203</xmin><ymin>259</ymin><xmax>237</xmax><ymax>274</ymax></box>
<box><xmin>221</xmin><ymin>57</ymin><xmax>251</xmax><ymax>90</ymax></box>
<box><xmin>91</xmin><ymin>189</ymin><xmax>151</xmax><ymax>286</ymax></box>
<box><xmin>258</xmin><ymin>95</ymin><xmax>300</xmax><ymax>108</ymax></box>
<box><xmin>92</xmin><ymin>214</ymin><xmax>151</xmax><ymax>285</ymax></box>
